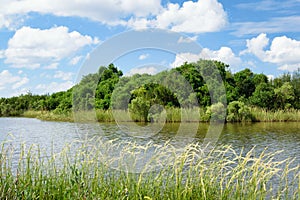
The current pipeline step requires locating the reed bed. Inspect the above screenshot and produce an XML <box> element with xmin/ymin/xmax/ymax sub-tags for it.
<box><xmin>21</xmin><ymin>107</ymin><xmax>300</xmax><ymax>123</ymax></box>
<box><xmin>22</xmin><ymin>110</ymin><xmax>74</xmax><ymax>122</ymax></box>
<box><xmin>250</xmin><ymin>107</ymin><xmax>300</xmax><ymax>122</ymax></box>
<box><xmin>0</xmin><ymin>138</ymin><xmax>299</xmax><ymax>199</ymax></box>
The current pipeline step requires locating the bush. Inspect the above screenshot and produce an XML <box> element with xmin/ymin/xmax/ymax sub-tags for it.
<box><xmin>227</xmin><ymin>101</ymin><xmax>252</xmax><ymax>122</ymax></box>
<box><xmin>205</xmin><ymin>102</ymin><xmax>226</xmax><ymax>121</ymax></box>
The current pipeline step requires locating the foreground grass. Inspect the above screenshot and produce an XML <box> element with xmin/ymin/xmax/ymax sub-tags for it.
<box><xmin>0</xmin><ymin>139</ymin><xmax>299</xmax><ymax>199</ymax></box>
<box><xmin>22</xmin><ymin>107</ymin><xmax>300</xmax><ymax>123</ymax></box>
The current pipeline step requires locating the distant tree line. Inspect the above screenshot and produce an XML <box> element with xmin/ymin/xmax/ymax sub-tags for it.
<box><xmin>1</xmin><ymin>60</ymin><xmax>299</xmax><ymax>120</ymax></box>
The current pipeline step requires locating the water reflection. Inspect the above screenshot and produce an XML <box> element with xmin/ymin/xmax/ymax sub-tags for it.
<box><xmin>0</xmin><ymin>118</ymin><xmax>299</xmax><ymax>170</ymax></box>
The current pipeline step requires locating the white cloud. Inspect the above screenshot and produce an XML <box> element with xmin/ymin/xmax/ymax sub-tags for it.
<box><xmin>54</xmin><ymin>71</ymin><xmax>74</xmax><ymax>81</ymax></box>
<box><xmin>126</xmin><ymin>66</ymin><xmax>158</xmax><ymax>76</ymax></box>
<box><xmin>242</xmin><ymin>33</ymin><xmax>300</xmax><ymax>71</ymax></box>
<box><xmin>171</xmin><ymin>47</ymin><xmax>241</xmax><ymax>69</ymax></box>
<box><xmin>240</xmin><ymin>33</ymin><xmax>269</xmax><ymax>59</ymax></box>
<box><xmin>126</xmin><ymin>17</ymin><xmax>154</xmax><ymax>30</ymax></box>
<box><xmin>278</xmin><ymin>64</ymin><xmax>300</xmax><ymax>72</ymax></box>
<box><xmin>171</xmin><ymin>52</ymin><xmax>202</xmax><ymax>68</ymax></box>
<box><xmin>44</xmin><ymin>63</ymin><xmax>59</xmax><ymax>70</ymax></box>
<box><xmin>155</xmin><ymin>0</ymin><xmax>227</xmax><ymax>33</ymax></box>
<box><xmin>138</xmin><ymin>54</ymin><xmax>149</xmax><ymax>60</ymax></box>
<box><xmin>0</xmin><ymin>50</ymin><xmax>4</xmax><ymax>59</ymax></box>
<box><xmin>0</xmin><ymin>0</ymin><xmax>161</xmax><ymax>29</ymax></box>
<box><xmin>232</xmin><ymin>16</ymin><xmax>300</xmax><ymax>36</ymax></box>
<box><xmin>0</xmin><ymin>0</ymin><xmax>227</xmax><ymax>34</ymax></box>
<box><xmin>236</xmin><ymin>0</ymin><xmax>300</xmax><ymax>12</ymax></box>
<box><xmin>2</xmin><ymin>26</ymin><xmax>97</xmax><ymax>69</ymax></box>
<box><xmin>0</xmin><ymin>14</ymin><xmax>9</xmax><ymax>29</ymax></box>
<box><xmin>177</xmin><ymin>36</ymin><xmax>198</xmax><ymax>43</ymax></box>
<box><xmin>69</xmin><ymin>56</ymin><xmax>82</xmax><ymax>65</ymax></box>
<box><xmin>202</xmin><ymin>47</ymin><xmax>241</xmax><ymax>68</ymax></box>
<box><xmin>0</xmin><ymin>70</ymin><xmax>20</xmax><ymax>88</ymax></box>
<box><xmin>36</xmin><ymin>81</ymin><xmax>74</xmax><ymax>94</ymax></box>
<box><xmin>12</xmin><ymin>77</ymin><xmax>29</xmax><ymax>89</ymax></box>
<box><xmin>127</xmin><ymin>0</ymin><xmax>228</xmax><ymax>33</ymax></box>
<box><xmin>0</xmin><ymin>70</ymin><xmax>28</xmax><ymax>90</ymax></box>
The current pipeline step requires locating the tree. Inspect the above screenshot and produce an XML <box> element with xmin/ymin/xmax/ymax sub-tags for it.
<box><xmin>233</xmin><ymin>68</ymin><xmax>255</xmax><ymax>99</ymax></box>
<box><xmin>274</xmin><ymin>82</ymin><xmax>295</xmax><ymax>109</ymax></box>
<box><xmin>226</xmin><ymin>101</ymin><xmax>252</xmax><ymax>122</ymax></box>
<box><xmin>129</xmin><ymin>86</ymin><xmax>151</xmax><ymax>122</ymax></box>
<box><xmin>250</xmin><ymin>83</ymin><xmax>275</xmax><ymax>109</ymax></box>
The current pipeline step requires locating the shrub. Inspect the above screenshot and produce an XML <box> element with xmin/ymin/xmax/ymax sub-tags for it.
<box><xmin>227</xmin><ymin>101</ymin><xmax>252</xmax><ymax>122</ymax></box>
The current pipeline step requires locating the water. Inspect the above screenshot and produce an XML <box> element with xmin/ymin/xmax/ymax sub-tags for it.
<box><xmin>0</xmin><ymin>118</ymin><xmax>299</xmax><ymax>161</ymax></box>
<box><xmin>0</xmin><ymin>118</ymin><xmax>299</xmax><ymax>179</ymax></box>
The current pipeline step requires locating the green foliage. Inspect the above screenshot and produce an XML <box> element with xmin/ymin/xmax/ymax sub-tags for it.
<box><xmin>249</xmin><ymin>83</ymin><xmax>275</xmax><ymax>109</ymax></box>
<box><xmin>129</xmin><ymin>83</ymin><xmax>179</xmax><ymax>122</ymax></box>
<box><xmin>0</xmin><ymin>61</ymin><xmax>299</xmax><ymax>122</ymax></box>
<box><xmin>233</xmin><ymin>68</ymin><xmax>255</xmax><ymax>98</ymax></box>
<box><xmin>274</xmin><ymin>82</ymin><xmax>295</xmax><ymax>109</ymax></box>
<box><xmin>205</xmin><ymin>102</ymin><xmax>226</xmax><ymax>121</ymax></box>
<box><xmin>227</xmin><ymin>101</ymin><xmax>252</xmax><ymax>122</ymax></box>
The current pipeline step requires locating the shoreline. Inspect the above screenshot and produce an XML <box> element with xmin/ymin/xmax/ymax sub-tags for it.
<box><xmin>6</xmin><ymin>108</ymin><xmax>299</xmax><ymax>123</ymax></box>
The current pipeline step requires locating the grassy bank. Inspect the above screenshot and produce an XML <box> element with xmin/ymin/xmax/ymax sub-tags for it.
<box><xmin>250</xmin><ymin>107</ymin><xmax>300</xmax><ymax>122</ymax></box>
<box><xmin>22</xmin><ymin>110</ymin><xmax>74</xmax><ymax>122</ymax></box>
<box><xmin>21</xmin><ymin>107</ymin><xmax>300</xmax><ymax>123</ymax></box>
<box><xmin>0</xmin><ymin>139</ymin><xmax>299</xmax><ymax>199</ymax></box>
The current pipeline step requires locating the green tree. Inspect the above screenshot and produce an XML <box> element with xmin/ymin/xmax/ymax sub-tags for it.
<box><xmin>233</xmin><ymin>69</ymin><xmax>255</xmax><ymax>99</ymax></box>
<box><xmin>274</xmin><ymin>82</ymin><xmax>295</xmax><ymax>109</ymax></box>
<box><xmin>250</xmin><ymin>83</ymin><xmax>275</xmax><ymax>109</ymax></box>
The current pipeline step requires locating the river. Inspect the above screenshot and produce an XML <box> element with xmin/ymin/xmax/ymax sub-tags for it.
<box><xmin>0</xmin><ymin>117</ymin><xmax>299</xmax><ymax>183</ymax></box>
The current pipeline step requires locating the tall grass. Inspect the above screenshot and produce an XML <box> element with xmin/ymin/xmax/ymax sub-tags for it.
<box><xmin>21</xmin><ymin>107</ymin><xmax>300</xmax><ymax>123</ymax></box>
<box><xmin>250</xmin><ymin>107</ymin><xmax>300</xmax><ymax>122</ymax></box>
<box><xmin>22</xmin><ymin>110</ymin><xmax>74</xmax><ymax>122</ymax></box>
<box><xmin>0</xmin><ymin>139</ymin><xmax>299</xmax><ymax>199</ymax></box>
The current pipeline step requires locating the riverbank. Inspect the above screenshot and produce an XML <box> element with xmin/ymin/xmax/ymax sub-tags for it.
<box><xmin>21</xmin><ymin>107</ymin><xmax>300</xmax><ymax>123</ymax></box>
<box><xmin>0</xmin><ymin>139</ymin><xmax>298</xmax><ymax>199</ymax></box>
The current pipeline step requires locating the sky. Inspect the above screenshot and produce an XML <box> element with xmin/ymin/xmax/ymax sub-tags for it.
<box><xmin>0</xmin><ymin>0</ymin><xmax>300</xmax><ymax>97</ymax></box>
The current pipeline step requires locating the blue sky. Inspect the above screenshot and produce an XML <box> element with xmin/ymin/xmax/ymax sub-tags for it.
<box><xmin>0</xmin><ymin>0</ymin><xmax>299</xmax><ymax>97</ymax></box>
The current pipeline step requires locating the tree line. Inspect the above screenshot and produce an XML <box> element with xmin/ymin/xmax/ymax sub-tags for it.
<box><xmin>0</xmin><ymin>60</ymin><xmax>299</xmax><ymax>121</ymax></box>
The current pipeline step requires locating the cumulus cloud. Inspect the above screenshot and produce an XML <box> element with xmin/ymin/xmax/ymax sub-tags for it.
<box><xmin>127</xmin><ymin>0</ymin><xmax>227</xmax><ymax>33</ymax></box>
<box><xmin>0</xmin><ymin>0</ymin><xmax>161</xmax><ymax>29</ymax></box>
<box><xmin>138</xmin><ymin>54</ymin><xmax>149</xmax><ymax>60</ymax></box>
<box><xmin>0</xmin><ymin>70</ymin><xmax>28</xmax><ymax>90</ymax></box>
<box><xmin>171</xmin><ymin>47</ymin><xmax>241</xmax><ymax>69</ymax></box>
<box><xmin>2</xmin><ymin>26</ymin><xmax>99</xmax><ymax>69</ymax></box>
<box><xmin>54</xmin><ymin>71</ymin><xmax>74</xmax><ymax>81</ymax></box>
<box><xmin>36</xmin><ymin>81</ymin><xmax>74</xmax><ymax>94</ymax></box>
<box><xmin>155</xmin><ymin>0</ymin><xmax>227</xmax><ymax>33</ymax></box>
<box><xmin>1</xmin><ymin>0</ymin><xmax>227</xmax><ymax>34</ymax></box>
<box><xmin>242</xmin><ymin>33</ymin><xmax>300</xmax><ymax>71</ymax></box>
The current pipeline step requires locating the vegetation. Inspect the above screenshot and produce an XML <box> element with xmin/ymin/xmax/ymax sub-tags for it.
<box><xmin>1</xmin><ymin>60</ymin><xmax>300</xmax><ymax>122</ymax></box>
<box><xmin>0</xmin><ymin>139</ymin><xmax>298</xmax><ymax>199</ymax></box>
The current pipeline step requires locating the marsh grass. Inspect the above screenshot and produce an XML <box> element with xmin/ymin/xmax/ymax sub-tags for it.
<box><xmin>0</xmin><ymin>138</ymin><xmax>299</xmax><ymax>199</ymax></box>
<box><xmin>22</xmin><ymin>110</ymin><xmax>74</xmax><ymax>122</ymax></box>
<box><xmin>250</xmin><ymin>107</ymin><xmax>300</xmax><ymax>122</ymax></box>
<box><xmin>22</xmin><ymin>107</ymin><xmax>300</xmax><ymax>123</ymax></box>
